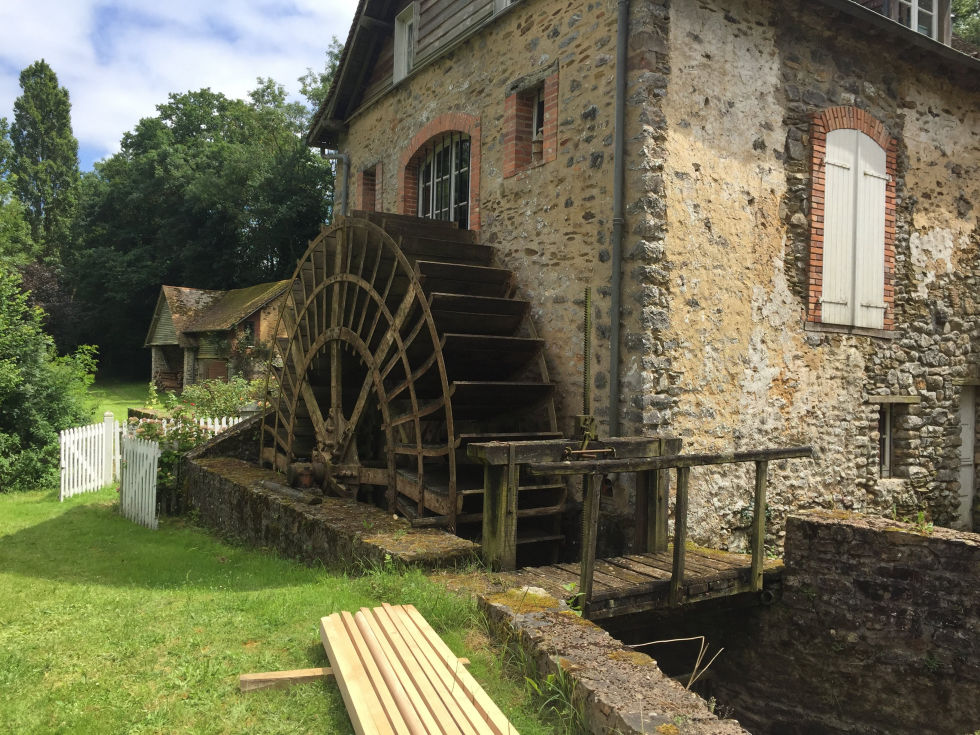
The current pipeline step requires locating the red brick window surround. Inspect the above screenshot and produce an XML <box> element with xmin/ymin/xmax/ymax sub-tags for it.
<box><xmin>808</xmin><ymin>106</ymin><xmax>897</xmax><ymax>331</ymax></box>
<box><xmin>357</xmin><ymin>164</ymin><xmax>380</xmax><ymax>212</ymax></box>
<box><xmin>399</xmin><ymin>113</ymin><xmax>482</xmax><ymax>230</ymax></box>
<box><xmin>503</xmin><ymin>71</ymin><xmax>558</xmax><ymax>178</ymax></box>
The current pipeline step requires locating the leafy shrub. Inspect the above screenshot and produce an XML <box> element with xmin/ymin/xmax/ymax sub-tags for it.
<box><xmin>166</xmin><ymin>376</ymin><xmax>269</xmax><ymax>419</ymax></box>
<box><xmin>0</xmin><ymin>267</ymin><xmax>96</xmax><ymax>491</ymax></box>
<box><xmin>127</xmin><ymin>405</ymin><xmax>212</xmax><ymax>513</ymax></box>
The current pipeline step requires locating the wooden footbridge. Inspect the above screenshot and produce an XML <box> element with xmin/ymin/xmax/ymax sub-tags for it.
<box><xmin>469</xmin><ymin>438</ymin><xmax>812</xmax><ymax>620</ymax></box>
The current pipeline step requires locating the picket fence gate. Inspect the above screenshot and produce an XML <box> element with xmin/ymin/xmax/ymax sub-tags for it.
<box><xmin>119</xmin><ymin>435</ymin><xmax>162</xmax><ymax>530</ymax></box>
<box><xmin>60</xmin><ymin>412</ymin><xmax>120</xmax><ymax>501</ymax></box>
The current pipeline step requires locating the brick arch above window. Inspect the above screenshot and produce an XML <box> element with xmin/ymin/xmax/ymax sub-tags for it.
<box><xmin>398</xmin><ymin>113</ymin><xmax>482</xmax><ymax>230</ymax></box>
<box><xmin>808</xmin><ymin>106</ymin><xmax>898</xmax><ymax>332</ymax></box>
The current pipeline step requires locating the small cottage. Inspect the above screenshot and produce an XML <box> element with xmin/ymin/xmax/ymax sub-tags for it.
<box><xmin>144</xmin><ymin>280</ymin><xmax>287</xmax><ymax>390</ymax></box>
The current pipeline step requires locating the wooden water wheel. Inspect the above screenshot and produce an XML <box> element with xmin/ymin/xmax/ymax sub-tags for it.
<box><xmin>260</xmin><ymin>211</ymin><xmax>565</xmax><ymax>556</ymax></box>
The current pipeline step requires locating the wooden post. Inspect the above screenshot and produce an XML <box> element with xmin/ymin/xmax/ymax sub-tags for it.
<box><xmin>669</xmin><ymin>466</ymin><xmax>690</xmax><ymax>606</ymax></box>
<box><xmin>103</xmin><ymin>412</ymin><xmax>115</xmax><ymax>486</ymax></box>
<box><xmin>579</xmin><ymin>473</ymin><xmax>600</xmax><ymax>609</ymax></box>
<box><xmin>634</xmin><ymin>469</ymin><xmax>649</xmax><ymax>552</ymax></box>
<box><xmin>750</xmin><ymin>460</ymin><xmax>768</xmax><ymax>592</ymax></box>
<box><xmin>480</xmin><ymin>445</ymin><xmax>518</xmax><ymax>571</ymax></box>
<box><xmin>635</xmin><ymin>469</ymin><xmax>667</xmax><ymax>553</ymax></box>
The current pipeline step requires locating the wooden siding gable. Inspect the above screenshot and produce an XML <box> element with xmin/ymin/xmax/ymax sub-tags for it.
<box><xmin>417</xmin><ymin>0</ymin><xmax>493</xmax><ymax>62</ymax></box>
<box><xmin>144</xmin><ymin>293</ymin><xmax>179</xmax><ymax>346</ymax></box>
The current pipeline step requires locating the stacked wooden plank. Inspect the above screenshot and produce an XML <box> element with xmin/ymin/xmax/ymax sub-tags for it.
<box><xmin>319</xmin><ymin>603</ymin><xmax>517</xmax><ymax>735</ymax></box>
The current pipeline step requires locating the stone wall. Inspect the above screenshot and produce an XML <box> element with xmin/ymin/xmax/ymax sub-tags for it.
<box><xmin>340</xmin><ymin>0</ymin><xmax>672</xmax><ymax>440</ymax></box>
<box><xmin>607</xmin><ymin>510</ymin><xmax>980</xmax><ymax>733</ymax></box>
<box><xmin>336</xmin><ymin>0</ymin><xmax>980</xmax><ymax>550</ymax></box>
<box><xmin>653</xmin><ymin>0</ymin><xmax>980</xmax><ymax>547</ymax></box>
<box><xmin>696</xmin><ymin>510</ymin><xmax>980</xmax><ymax>734</ymax></box>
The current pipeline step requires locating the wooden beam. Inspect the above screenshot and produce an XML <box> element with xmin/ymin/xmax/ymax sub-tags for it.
<box><xmin>479</xmin><ymin>444</ymin><xmax>518</xmax><ymax>571</ymax></box>
<box><xmin>467</xmin><ymin>436</ymin><xmax>670</xmax><ymax>466</ymax></box>
<box><xmin>750</xmin><ymin>460</ymin><xmax>768</xmax><ymax>593</ymax></box>
<box><xmin>527</xmin><ymin>446</ymin><xmax>813</xmax><ymax>476</ymax></box>
<box><xmin>239</xmin><ymin>667</ymin><xmax>333</xmax><ymax>692</ymax></box>
<box><xmin>669</xmin><ymin>467</ymin><xmax>690</xmax><ymax>607</ymax></box>
<box><xmin>580</xmin><ymin>474</ymin><xmax>600</xmax><ymax>608</ymax></box>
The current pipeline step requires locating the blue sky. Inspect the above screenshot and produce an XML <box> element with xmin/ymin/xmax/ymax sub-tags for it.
<box><xmin>0</xmin><ymin>1</ymin><xmax>359</xmax><ymax>171</ymax></box>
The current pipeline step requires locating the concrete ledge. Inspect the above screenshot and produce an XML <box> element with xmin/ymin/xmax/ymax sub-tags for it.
<box><xmin>184</xmin><ymin>457</ymin><xmax>479</xmax><ymax>570</ymax></box>
<box><xmin>479</xmin><ymin>588</ymin><xmax>749</xmax><ymax>735</ymax></box>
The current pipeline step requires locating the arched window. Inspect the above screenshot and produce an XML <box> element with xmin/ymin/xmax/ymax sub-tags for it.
<box><xmin>821</xmin><ymin>128</ymin><xmax>887</xmax><ymax>329</ymax></box>
<box><xmin>417</xmin><ymin>133</ymin><xmax>471</xmax><ymax>228</ymax></box>
<box><xmin>399</xmin><ymin>113</ymin><xmax>481</xmax><ymax>230</ymax></box>
<box><xmin>808</xmin><ymin>107</ymin><xmax>896</xmax><ymax>332</ymax></box>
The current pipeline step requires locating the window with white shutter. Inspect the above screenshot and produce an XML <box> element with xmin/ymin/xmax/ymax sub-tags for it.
<box><xmin>820</xmin><ymin>128</ymin><xmax>888</xmax><ymax>329</ymax></box>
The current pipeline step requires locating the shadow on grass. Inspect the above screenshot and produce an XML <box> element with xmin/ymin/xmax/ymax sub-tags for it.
<box><xmin>0</xmin><ymin>499</ymin><xmax>322</xmax><ymax>592</ymax></box>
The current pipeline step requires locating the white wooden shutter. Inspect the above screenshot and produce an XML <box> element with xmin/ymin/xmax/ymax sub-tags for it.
<box><xmin>821</xmin><ymin>129</ymin><xmax>857</xmax><ymax>326</ymax></box>
<box><xmin>854</xmin><ymin>132</ymin><xmax>887</xmax><ymax>330</ymax></box>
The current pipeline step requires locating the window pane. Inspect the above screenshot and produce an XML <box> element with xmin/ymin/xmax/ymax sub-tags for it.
<box><xmin>918</xmin><ymin>0</ymin><xmax>933</xmax><ymax>12</ymax></box>
<box><xmin>918</xmin><ymin>10</ymin><xmax>933</xmax><ymax>36</ymax></box>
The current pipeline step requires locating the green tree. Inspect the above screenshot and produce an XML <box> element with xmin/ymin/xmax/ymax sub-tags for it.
<box><xmin>299</xmin><ymin>37</ymin><xmax>344</xmax><ymax>120</ymax></box>
<box><xmin>0</xmin><ymin>118</ymin><xmax>34</xmax><ymax>266</ymax></box>
<box><xmin>9</xmin><ymin>60</ymin><xmax>80</xmax><ymax>265</ymax></box>
<box><xmin>952</xmin><ymin>0</ymin><xmax>980</xmax><ymax>45</ymax></box>
<box><xmin>69</xmin><ymin>80</ymin><xmax>332</xmax><ymax>376</ymax></box>
<box><xmin>0</xmin><ymin>265</ymin><xmax>95</xmax><ymax>492</ymax></box>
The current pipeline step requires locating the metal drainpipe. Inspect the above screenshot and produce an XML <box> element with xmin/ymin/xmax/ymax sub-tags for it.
<box><xmin>609</xmin><ymin>0</ymin><xmax>629</xmax><ymax>438</ymax></box>
<box><xmin>320</xmin><ymin>149</ymin><xmax>351</xmax><ymax>217</ymax></box>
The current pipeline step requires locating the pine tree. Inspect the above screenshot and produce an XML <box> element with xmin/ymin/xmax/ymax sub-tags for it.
<box><xmin>10</xmin><ymin>60</ymin><xmax>80</xmax><ymax>265</ymax></box>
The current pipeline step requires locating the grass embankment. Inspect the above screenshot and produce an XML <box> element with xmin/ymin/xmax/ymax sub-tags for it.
<box><xmin>0</xmin><ymin>489</ymin><xmax>556</xmax><ymax>734</ymax></box>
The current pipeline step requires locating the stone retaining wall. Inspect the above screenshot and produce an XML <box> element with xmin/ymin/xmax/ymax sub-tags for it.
<box><xmin>480</xmin><ymin>589</ymin><xmax>749</xmax><ymax>735</ymax></box>
<box><xmin>182</xmin><ymin>454</ymin><xmax>478</xmax><ymax>570</ymax></box>
<box><xmin>685</xmin><ymin>510</ymin><xmax>980</xmax><ymax>734</ymax></box>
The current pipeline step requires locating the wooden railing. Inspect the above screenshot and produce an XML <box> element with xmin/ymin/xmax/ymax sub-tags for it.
<box><xmin>467</xmin><ymin>437</ymin><xmax>675</xmax><ymax>571</ymax></box>
<box><xmin>526</xmin><ymin>446</ymin><xmax>813</xmax><ymax>609</ymax></box>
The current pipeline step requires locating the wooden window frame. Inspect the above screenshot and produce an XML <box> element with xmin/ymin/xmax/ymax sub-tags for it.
<box><xmin>399</xmin><ymin>113</ymin><xmax>482</xmax><ymax>230</ymax></box>
<box><xmin>394</xmin><ymin>3</ymin><xmax>418</xmax><ymax>84</ymax></box>
<box><xmin>807</xmin><ymin>107</ymin><xmax>897</xmax><ymax>332</ymax></box>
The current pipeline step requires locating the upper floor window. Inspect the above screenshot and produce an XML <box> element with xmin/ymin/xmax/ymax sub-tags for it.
<box><xmin>394</xmin><ymin>4</ymin><xmax>417</xmax><ymax>83</ymax></box>
<box><xmin>418</xmin><ymin>133</ymin><xmax>470</xmax><ymax>229</ymax></box>
<box><xmin>807</xmin><ymin>107</ymin><xmax>897</xmax><ymax>333</ymax></box>
<box><xmin>897</xmin><ymin>0</ymin><xmax>938</xmax><ymax>38</ymax></box>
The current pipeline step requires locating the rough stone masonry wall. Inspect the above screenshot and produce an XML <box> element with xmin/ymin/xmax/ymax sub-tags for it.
<box><xmin>703</xmin><ymin>510</ymin><xmax>980</xmax><ymax>734</ymax></box>
<box><xmin>340</xmin><ymin>0</ymin><xmax>672</xmax><ymax>443</ymax></box>
<box><xmin>654</xmin><ymin>0</ymin><xmax>980</xmax><ymax>549</ymax></box>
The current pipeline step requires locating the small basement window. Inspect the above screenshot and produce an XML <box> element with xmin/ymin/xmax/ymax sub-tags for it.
<box><xmin>869</xmin><ymin>394</ymin><xmax>921</xmax><ymax>479</ymax></box>
<box><xmin>879</xmin><ymin>404</ymin><xmax>893</xmax><ymax>478</ymax></box>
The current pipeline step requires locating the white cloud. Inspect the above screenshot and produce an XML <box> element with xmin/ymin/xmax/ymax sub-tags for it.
<box><xmin>0</xmin><ymin>0</ymin><xmax>359</xmax><ymax>168</ymax></box>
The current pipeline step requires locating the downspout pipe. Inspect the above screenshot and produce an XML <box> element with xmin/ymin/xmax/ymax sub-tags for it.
<box><xmin>609</xmin><ymin>0</ymin><xmax>629</xmax><ymax>438</ymax></box>
<box><xmin>320</xmin><ymin>149</ymin><xmax>351</xmax><ymax>217</ymax></box>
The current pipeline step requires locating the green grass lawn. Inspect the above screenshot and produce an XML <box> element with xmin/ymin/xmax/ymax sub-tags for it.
<box><xmin>0</xmin><ymin>488</ymin><xmax>557</xmax><ymax>734</ymax></box>
<box><xmin>85</xmin><ymin>379</ymin><xmax>149</xmax><ymax>422</ymax></box>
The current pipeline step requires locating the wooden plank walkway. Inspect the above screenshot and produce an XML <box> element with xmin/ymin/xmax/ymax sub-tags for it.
<box><xmin>509</xmin><ymin>547</ymin><xmax>783</xmax><ymax>620</ymax></box>
<box><xmin>319</xmin><ymin>603</ymin><xmax>518</xmax><ymax>735</ymax></box>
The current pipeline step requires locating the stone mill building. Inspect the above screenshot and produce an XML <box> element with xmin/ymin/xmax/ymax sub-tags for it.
<box><xmin>306</xmin><ymin>0</ymin><xmax>980</xmax><ymax>547</ymax></box>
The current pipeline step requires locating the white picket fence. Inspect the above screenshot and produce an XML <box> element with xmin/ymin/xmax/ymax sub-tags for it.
<box><xmin>128</xmin><ymin>415</ymin><xmax>244</xmax><ymax>438</ymax></box>
<box><xmin>59</xmin><ymin>412</ymin><xmax>120</xmax><ymax>501</ymax></box>
<box><xmin>60</xmin><ymin>411</ymin><xmax>243</xmax><ymax>529</ymax></box>
<box><xmin>119</xmin><ymin>435</ymin><xmax>162</xmax><ymax>530</ymax></box>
